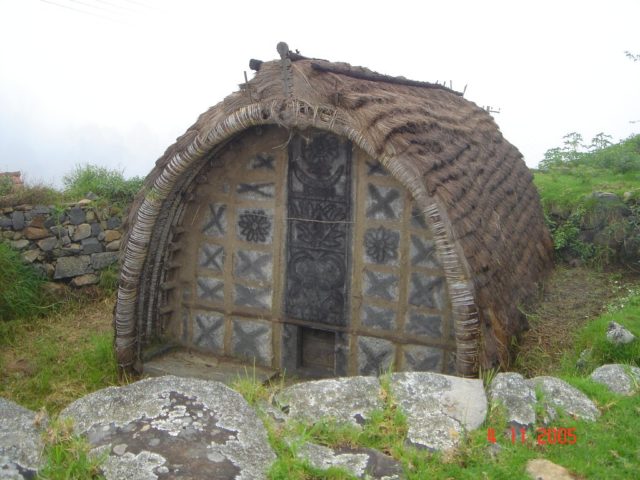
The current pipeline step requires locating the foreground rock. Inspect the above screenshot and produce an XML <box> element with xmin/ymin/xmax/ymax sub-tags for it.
<box><xmin>526</xmin><ymin>459</ymin><xmax>577</xmax><ymax>480</ymax></box>
<box><xmin>606</xmin><ymin>321</ymin><xmax>636</xmax><ymax>345</ymax></box>
<box><xmin>489</xmin><ymin>372</ymin><xmax>537</xmax><ymax>428</ymax></box>
<box><xmin>61</xmin><ymin>376</ymin><xmax>275</xmax><ymax>480</ymax></box>
<box><xmin>590</xmin><ymin>364</ymin><xmax>640</xmax><ymax>395</ymax></box>
<box><xmin>527</xmin><ymin>376</ymin><xmax>599</xmax><ymax>422</ymax></box>
<box><xmin>390</xmin><ymin>372</ymin><xmax>487</xmax><ymax>451</ymax></box>
<box><xmin>295</xmin><ymin>442</ymin><xmax>404</xmax><ymax>479</ymax></box>
<box><xmin>0</xmin><ymin>398</ymin><xmax>47</xmax><ymax>479</ymax></box>
<box><xmin>274</xmin><ymin>377</ymin><xmax>382</xmax><ymax>426</ymax></box>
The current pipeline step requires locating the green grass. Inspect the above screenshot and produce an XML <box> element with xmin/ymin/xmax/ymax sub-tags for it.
<box><xmin>62</xmin><ymin>164</ymin><xmax>143</xmax><ymax>207</ymax></box>
<box><xmin>0</xmin><ymin>242</ymin><xmax>55</xmax><ymax>321</ymax></box>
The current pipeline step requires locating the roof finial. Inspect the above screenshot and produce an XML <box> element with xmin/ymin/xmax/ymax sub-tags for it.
<box><xmin>276</xmin><ymin>42</ymin><xmax>289</xmax><ymax>59</ymax></box>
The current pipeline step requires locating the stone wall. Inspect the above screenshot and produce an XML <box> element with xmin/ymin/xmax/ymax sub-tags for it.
<box><xmin>0</xmin><ymin>201</ymin><xmax>124</xmax><ymax>287</ymax></box>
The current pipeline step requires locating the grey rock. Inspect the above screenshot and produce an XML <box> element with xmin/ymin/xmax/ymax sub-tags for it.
<box><xmin>67</xmin><ymin>207</ymin><xmax>86</xmax><ymax>225</ymax></box>
<box><xmin>61</xmin><ymin>235</ymin><xmax>71</xmax><ymax>246</ymax></box>
<box><xmin>90</xmin><ymin>222</ymin><xmax>102</xmax><ymax>237</ymax></box>
<box><xmin>97</xmin><ymin>232</ymin><xmax>106</xmax><ymax>241</ymax></box>
<box><xmin>85</xmin><ymin>192</ymin><xmax>98</xmax><ymax>200</ymax></box>
<box><xmin>295</xmin><ymin>442</ymin><xmax>404</xmax><ymax>479</ymax></box>
<box><xmin>48</xmin><ymin>225</ymin><xmax>67</xmax><ymax>237</ymax></box>
<box><xmin>37</xmin><ymin>237</ymin><xmax>58</xmax><ymax>252</ymax></box>
<box><xmin>31</xmin><ymin>205</ymin><xmax>50</xmax><ymax>215</ymax></box>
<box><xmin>11</xmin><ymin>211</ymin><xmax>24</xmax><ymax>230</ymax></box>
<box><xmin>43</xmin><ymin>213</ymin><xmax>65</xmax><ymax>229</ymax></box>
<box><xmin>275</xmin><ymin>377</ymin><xmax>382</xmax><ymax>427</ymax></box>
<box><xmin>21</xmin><ymin>250</ymin><xmax>39</xmax><ymax>263</ymax></box>
<box><xmin>489</xmin><ymin>373</ymin><xmax>537</xmax><ymax>428</ymax></box>
<box><xmin>9</xmin><ymin>240</ymin><xmax>29</xmax><ymax>251</ymax></box>
<box><xmin>53</xmin><ymin>244</ymin><xmax>82</xmax><ymax>258</ymax></box>
<box><xmin>526</xmin><ymin>459</ymin><xmax>576</xmax><ymax>480</ymax></box>
<box><xmin>72</xmin><ymin>223</ymin><xmax>92</xmax><ymax>241</ymax></box>
<box><xmin>527</xmin><ymin>376</ymin><xmax>599</xmax><ymax>422</ymax></box>
<box><xmin>61</xmin><ymin>376</ymin><xmax>275</xmax><ymax>480</ymax></box>
<box><xmin>70</xmin><ymin>273</ymin><xmax>99</xmax><ymax>287</ymax></box>
<box><xmin>53</xmin><ymin>255</ymin><xmax>92</xmax><ymax>279</ymax></box>
<box><xmin>106</xmin><ymin>216</ymin><xmax>121</xmax><ymax>230</ymax></box>
<box><xmin>106</xmin><ymin>239</ymin><xmax>121</xmax><ymax>252</ymax></box>
<box><xmin>0</xmin><ymin>397</ymin><xmax>47</xmax><ymax>479</ymax></box>
<box><xmin>91</xmin><ymin>252</ymin><xmax>119</xmax><ymax>270</ymax></box>
<box><xmin>81</xmin><ymin>237</ymin><xmax>103</xmax><ymax>254</ymax></box>
<box><xmin>606</xmin><ymin>321</ymin><xmax>636</xmax><ymax>345</ymax></box>
<box><xmin>590</xmin><ymin>364</ymin><xmax>640</xmax><ymax>395</ymax></box>
<box><xmin>390</xmin><ymin>372</ymin><xmax>487</xmax><ymax>451</ymax></box>
<box><xmin>0</xmin><ymin>217</ymin><xmax>12</xmax><ymax>229</ymax></box>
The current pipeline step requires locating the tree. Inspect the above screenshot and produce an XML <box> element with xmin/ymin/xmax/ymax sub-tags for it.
<box><xmin>625</xmin><ymin>51</ymin><xmax>640</xmax><ymax>62</ymax></box>
<box><xmin>589</xmin><ymin>132</ymin><xmax>613</xmax><ymax>152</ymax></box>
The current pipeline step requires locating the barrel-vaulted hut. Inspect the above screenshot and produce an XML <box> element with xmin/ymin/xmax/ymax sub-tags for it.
<box><xmin>115</xmin><ymin>44</ymin><xmax>552</xmax><ymax>378</ymax></box>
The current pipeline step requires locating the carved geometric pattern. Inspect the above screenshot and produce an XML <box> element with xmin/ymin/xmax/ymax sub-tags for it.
<box><xmin>363</xmin><ymin>269</ymin><xmax>398</xmax><ymax>302</ymax></box>
<box><xmin>192</xmin><ymin>311</ymin><xmax>224</xmax><ymax>352</ymax></box>
<box><xmin>403</xmin><ymin>345</ymin><xmax>442</xmax><ymax>372</ymax></box>
<box><xmin>198</xmin><ymin>244</ymin><xmax>224</xmax><ymax>272</ymax></box>
<box><xmin>248</xmin><ymin>153</ymin><xmax>275</xmax><ymax>170</ymax></box>
<box><xmin>201</xmin><ymin>203</ymin><xmax>226</xmax><ymax>237</ymax></box>
<box><xmin>365</xmin><ymin>160</ymin><xmax>387</xmax><ymax>176</ymax></box>
<box><xmin>234</xmin><ymin>250</ymin><xmax>272</xmax><ymax>282</ymax></box>
<box><xmin>285</xmin><ymin>133</ymin><xmax>352</xmax><ymax>327</ymax></box>
<box><xmin>236</xmin><ymin>182</ymin><xmax>275</xmax><ymax>200</ymax></box>
<box><xmin>410</xmin><ymin>235</ymin><xmax>439</xmax><ymax>268</ymax></box>
<box><xmin>237</xmin><ymin>208</ymin><xmax>273</xmax><ymax>243</ymax></box>
<box><xmin>405</xmin><ymin>310</ymin><xmax>442</xmax><ymax>338</ymax></box>
<box><xmin>196</xmin><ymin>277</ymin><xmax>224</xmax><ymax>302</ymax></box>
<box><xmin>358</xmin><ymin>336</ymin><xmax>394</xmax><ymax>375</ymax></box>
<box><xmin>408</xmin><ymin>273</ymin><xmax>445</xmax><ymax>309</ymax></box>
<box><xmin>363</xmin><ymin>226</ymin><xmax>399</xmax><ymax>265</ymax></box>
<box><xmin>231</xmin><ymin>319</ymin><xmax>272</xmax><ymax>366</ymax></box>
<box><xmin>361</xmin><ymin>304</ymin><xmax>396</xmax><ymax>331</ymax></box>
<box><xmin>366</xmin><ymin>184</ymin><xmax>401</xmax><ymax>220</ymax></box>
<box><xmin>234</xmin><ymin>283</ymin><xmax>272</xmax><ymax>310</ymax></box>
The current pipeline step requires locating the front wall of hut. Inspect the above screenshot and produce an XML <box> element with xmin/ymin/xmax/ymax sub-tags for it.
<box><xmin>161</xmin><ymin>126</ymin><xmax>456</xmax><ymax>376</ymax></box>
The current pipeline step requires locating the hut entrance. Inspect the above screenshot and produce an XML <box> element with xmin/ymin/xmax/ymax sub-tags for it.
<box><xmin>159</xmin><ymin>125</ymin><xmax>456</xmax><ymax>377</ymax></box>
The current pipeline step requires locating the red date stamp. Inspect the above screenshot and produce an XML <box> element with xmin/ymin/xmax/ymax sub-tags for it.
<box><xmin>487</xmin><ymin>427</ymin><xmax>577</xmax><ymax>445</ymax></box>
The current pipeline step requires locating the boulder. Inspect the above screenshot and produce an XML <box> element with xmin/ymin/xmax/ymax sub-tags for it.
<box><xmin>21</xmin><ymin>250</ymin><xmax>40</xmax><ymax>263</ymax></box>
<box><xmin>106</xmin><ymin>239</ymin><xmax>121</xmax><ymax>252</ymax></box>
<box><xmin>91</xmin><ymin>252</ymin><xmax>119</xmax><ymax>270</ymax></box>
<box><xmin>70</xmin><ymin>274</ymin><xmax>99</xmax><ymax>287</ymax></box>
<box><xmin>11</xmin><ymin>211</ymin><xmax>24</xmax><ymax>230</ymax></box>
<box><xmin>90</xmin><ymin>222</ymin><xmax>102</xmax><ymax>237</ymax></box>
<box><xmin>294</xmin><ymin>442</ymin><xmax>404</xmax><ymax>479</ymax></box>
<box><xmin>390</xmin><ymin>372</ymin><xmax>487</xmax><ymax>451</ymax></box>
<box><xmin>526</xmin><ymin>459</ymin><xmax>577</xmax><ymax>480</ymax></box>
<box><xmin>61</xmin><ymin>376</ymin><xmax>275</xmax><ymax>480</ymax></box>
<box><xmin>67</xmin><ymin>207</ymin><xmax>86</xmax><ymax>225</ymax></box>
<box><xmin>23</xmin><ymin>227</ymin><xmax>49</xmax><ymax>240</ymax></box>
<box><xmin>590</xmin><ymin>364</ymin><xmax>640</xmax><ymax>395</ymax></box>
<box><xmin>37</xmin><ymin>237</ymin><xmax>58</xmax><ymax>252</ymax></box>
<box><xmin>274</xmin><ymin>377</ymin><xmax>382</xmax><ymax>427</ymax></box>
<box><xmin>0</xmin><ymin>216</ymin><xmax>12</xmax><ymax>229</ymax></box>
<box><xmin>606</xmin><ymin>321</ymin><xmax>636</xmax><ymax>345</ymax></box>
<box><xmin>526</xmin><ymin>376</ymin><xmax>599</xmax><ymax>422</ymax></box>
<box><xmin>0</xmin><ymin>397</ymin><xmax>47</xmax><ymax>479</ymax></box>
<box><xmin>9</xmin><ymin>239</ymin><xmax>29</xmax><ymax>251</ymax></box>
<box><xmin>31</xmin><ymin>205</ymin><xmax>50</xmax><ymax>215</ymax></box>
<box><xmin>81</xmin><ymin>237</ymin><xmax>103</xmax><ymax>254</ymax></box>
<box><xmin>489</xmin><ymin>372</ymin><xmax>537</xmax><ymax>428</ymax></box>
<box><xmin>72</xmin><ymin>223</ymin><xmax>92</xmax><ymax>242</ymax></box>
<box><xmin>106</xmin><ymin>216</ymin><xmax>121</xmax><ymax>230</ymax></box>
<box><xmin>53</xmin><ymin>255</ymin><xmax>92</xmax><ymax>279</ymax></box>
<box><xmin>104</xmin><ymin>230</ymin><xmax>121</xmax><ymax>243</ymax></box>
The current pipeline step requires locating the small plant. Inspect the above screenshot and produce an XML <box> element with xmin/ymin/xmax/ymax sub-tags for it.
<box><xmin>39</xmin><ymin>417</ymin><xmax>105</xmax><ymax>479</ymax></box>
<box><xmin>230</xmin><ymin>363</ymin><xmax>271</xmax><ymax>406</ymax></box>
<box><xmin>63</xmin><ymin>164</ymin><xmax>143</xmax><ymax>206</ymax></box>
<box><xmin>0</xmin><ymin>175</ymin><xmax>13</xmax><ymax>196</ymax></box>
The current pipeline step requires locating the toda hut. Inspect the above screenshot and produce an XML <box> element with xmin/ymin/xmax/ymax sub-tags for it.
<box><xmin>115</xmin><ymin>43</ymin><xmax>552</xmax><ymax>378</ymax></box>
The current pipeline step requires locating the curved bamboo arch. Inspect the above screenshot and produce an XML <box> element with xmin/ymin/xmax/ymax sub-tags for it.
<box><xmin>115</xmin><ymin>98</ymin><xmax>480</xmax><ymax>375</ymax></box>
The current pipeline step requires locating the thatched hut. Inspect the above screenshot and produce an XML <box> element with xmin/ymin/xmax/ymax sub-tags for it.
<box><xmin>115</xmin><ymin>44</ymin><xmax>552</xmax><ymax>378</ymax></box>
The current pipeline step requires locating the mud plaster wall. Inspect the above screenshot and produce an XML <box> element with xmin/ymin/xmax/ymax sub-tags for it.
<box><xmin>158</xmin><ymin>126</ymin><xmax>457</xmax><ymax>376</ymax></box>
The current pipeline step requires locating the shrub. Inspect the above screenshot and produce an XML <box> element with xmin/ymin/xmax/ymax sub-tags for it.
<box><xmin>62</xmin><ymin>164</ymin><xmax>143</xmax><ymax>206</ymax></box>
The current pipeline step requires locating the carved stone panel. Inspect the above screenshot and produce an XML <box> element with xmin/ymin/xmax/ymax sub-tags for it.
<box><xmin>285</xmin><ymin>133</ymin><xmax>353</xmax><ymax>327</ymax></box>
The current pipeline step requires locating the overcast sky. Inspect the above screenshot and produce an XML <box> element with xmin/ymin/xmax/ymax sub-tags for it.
<box><xmin>1</xmin><ymin>0</ymin><xmax>638</xmax><ymax>187</ymax></box>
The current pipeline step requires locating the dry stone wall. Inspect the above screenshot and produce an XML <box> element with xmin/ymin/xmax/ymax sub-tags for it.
<box><xmin>0</xmin><ymin>201</ymin><xmax>124</xmax><ymax>287</ymax></box>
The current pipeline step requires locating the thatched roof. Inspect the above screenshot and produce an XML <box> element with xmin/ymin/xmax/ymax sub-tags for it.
<box><xmin>115</xmin><ymin>44</ymin><xmax>553</xmax><ymax>376</ymax></box>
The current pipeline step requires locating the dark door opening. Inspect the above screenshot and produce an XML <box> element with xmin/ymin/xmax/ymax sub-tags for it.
<box><xmin>299</xmin><ymin>327</ymin><xmax>336</xmax><ymax>376</ymax></box>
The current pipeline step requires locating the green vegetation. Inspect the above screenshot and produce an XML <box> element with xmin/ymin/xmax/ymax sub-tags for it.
<box><xmin>534</xmin><ymin>133</ymin><xmax>640</xmax><ymax>265</ymax></box>
<box><xmin>62</xmin><ymin>164</ymin><xmax>143</xmax><ymax>207</ymax></box>
<box><xmin>0</xmin><ymin>243</ymin><xmax>53</xmax><ymax>321</ymax></box>
<box><xmin>39</xmin><ymin>418</ymin><xmax>105</xmax><ymax>479</ymax></box>
<box><xmin>0</xmin><ymin>164</ymin><xmax>143</xmax><ymax>208</ymax></box>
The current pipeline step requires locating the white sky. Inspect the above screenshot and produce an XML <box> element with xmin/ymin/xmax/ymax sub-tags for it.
<box><xmin>1</xmin><ymin>0</ymin><xmax>639</xmax><ymax>187</ymax></box>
